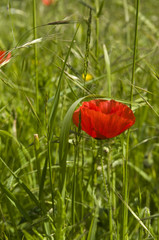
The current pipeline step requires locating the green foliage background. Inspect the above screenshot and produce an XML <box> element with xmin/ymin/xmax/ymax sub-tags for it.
<box><xmin>0</xmin><ymin>0</ymin><xmax>159</xmax><ymax>239</ymax></box>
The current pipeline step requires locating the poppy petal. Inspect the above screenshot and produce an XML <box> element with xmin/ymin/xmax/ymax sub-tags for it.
<box><xmin>72</xmin><ymin>99</ymin><xmax>135</xmax><ymax>139</ymax></box>
<box><xmin>0</xmin><ymin>51</ymin><xmax>11</xmax><ymax>65</ymax></box>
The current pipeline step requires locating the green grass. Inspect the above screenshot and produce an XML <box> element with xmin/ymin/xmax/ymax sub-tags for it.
<box><xmin>0</xmin><ymin>0</ymin><xmax>159</xmax><ymax>239</ymax></box>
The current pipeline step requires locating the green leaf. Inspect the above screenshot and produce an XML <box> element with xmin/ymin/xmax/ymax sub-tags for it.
<box><xmin>59</xmin><ymin>94</ymin><xmax>102</xmax><ymax>196</ymax></box>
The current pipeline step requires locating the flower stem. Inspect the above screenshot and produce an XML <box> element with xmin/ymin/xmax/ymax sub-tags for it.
<box><xmin>100</xmin><ymin>156</ymin><xmax>109</xmax><ymax>197</ymax></box>
<box><xmin>33</xmin><ymin>0</ymin><xmax>39</xmax><ymax>115</ymax></box>
<box><xmin>100</xmin><ymin>142</ymin><xmax>113</xmax><ymax>240</ymax></box>
<box><xmin>107</xmin><ymin>151</ymin><xmax>113</xmax><ymax>240</ymax></box>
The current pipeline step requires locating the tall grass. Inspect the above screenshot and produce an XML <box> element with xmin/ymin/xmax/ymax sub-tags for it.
<box><xmin>0</xmin><ymin>0</ymin><xmax>159</xmax><ymax>239</ymax></box>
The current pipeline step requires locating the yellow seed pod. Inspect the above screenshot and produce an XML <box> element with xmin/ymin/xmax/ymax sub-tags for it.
<box><xmin>82</xmin><ymin>73</ymin><xmax>93</xmax><ymax>81</ymax></box>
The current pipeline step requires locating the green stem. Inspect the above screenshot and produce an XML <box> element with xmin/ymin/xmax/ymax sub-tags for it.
<box><xmin>81</xmin><ymin>140</ymin><xmax>84</xmax><ymax>221</ymax></box>
<box><xmin>122</xmin><ymin>133</ymin><xmax>130</xmax><ymax>240</ymax></box>
<box><xmin>130</xmin><ymin>0</ymin><xmax>140</xmax><ymax>107</ymax></box>
<box><xmin>123</xmin><ymin>0</ymin><xmax>130</xmax><ymax>46</ymax></box>
<box><xmin>92</xmin><ymin>139</ymin><xmax>97</xmax><ymax>188</ymax></box>
<box><xmin>83</xmin><ymin>8</ymin><xmax>92</xmax><ymax>89</ymax></box>
<box><xmin>107</xmin><ymin>151</ymin><xmax>113</xmax><ymax>240</ymax></box>
<box><xmin>48</xmin><ymin>140</ymin><xmax>54</xmax><ymax>215</ymax></box>
<box><xmin>100</xmin><ymin>155</ymin><xmax>109</xmax><ymax>199</ymax></box>
<box><xmin>123</xmin><ymin>1</ymin><xmax>140</xmax><ymax>239</ymax></box>
<box><xmin>33</xmin><ymin>0</ymin><xmax>39</xmax><ymax>114</ymax></box>
<box><xmin>95</xmin><ymin>0</ymin><xmax>99</xmax><ymax>60</ymax></box>
<box><xmin>100</xmin><ymin>142</ymin><xmax>113</xmax><ymax>239</ymax></box>
<box><xmin>112</xmin><ymin>170</ymin><xmax>116</xmax><ymax>215</ymax></box>
<box><xmin>72</xmin><ymin>141</ymin><xmax>78</xmax><ymax>235</ymax></box>
<box><xmin>34</xmin><ymin>134</ymin><xmax>41</xmax><ymax>193</ymax></box>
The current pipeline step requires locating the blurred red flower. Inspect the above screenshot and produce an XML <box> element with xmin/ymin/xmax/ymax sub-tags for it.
<box><xmin>72</xmin><ymin>99</ymin><xmax>135</xmax><ymax>139</ymax></box>
<box><xmin>42</xmin><ymin>0</ymin><xmax>55</xmax><ymax>5</ymax></box>
<box><xmin>0</xmin><ymin>51</ymin><xmax>11</xmax><ymax>65</ymax></box>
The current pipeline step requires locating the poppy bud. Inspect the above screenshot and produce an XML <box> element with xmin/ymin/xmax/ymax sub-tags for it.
<box><xmin>34</xmin><ymin>134</ymin><xmax>39</xmax><ymax>151</ymax></box>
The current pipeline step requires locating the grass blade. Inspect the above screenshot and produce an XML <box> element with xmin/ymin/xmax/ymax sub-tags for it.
<box><xmin>87</xmin><ymin>207</ymin><xmax>99</xmax><ymax>240</ymax></box>
<box><xmin>0</xmin><ymin>181</ymin><xmax>32</xmax><ymax>222</ymax></box>
<box><xmin>59</xmin><ymin>94</ymin><xmax>101</xmax><ymax>196</ymax></box>
<box><xmin>48</xmin><ymin>25</ymin><xmax>80</xmax><ymax>140</ymax></box>
<box><xmin>0</xmin><ymin>156</ymin><xmax>41</xmax><ymax>209</ymax></box>
<box><xmin>103</xmin><ymin>43</ymin><xmax>111</xmax><ymax>97</ymax></box>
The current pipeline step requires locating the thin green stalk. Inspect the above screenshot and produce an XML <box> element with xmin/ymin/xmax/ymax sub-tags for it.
<box><xmin>33</xmin><ymin>0</ymin><xmax>39</xmax><ymax>114</ymax></box>
<box><xmin>34</xmin><ymin>134</ymin><xmax>41</xmax><ymax>193</ymax></box>
<box><xmin>83</xmin><ymin>8</ymin><xmax>92</xmax><ymax>88</ymax></box>
<box><xmin>92</xmin><ymin>139</ymin><xmax>97</xmax><ymax>190</ymax></box>
<box><xmin>158</xmin><ymin>207</ymin><xmax>159</xmax><ymax>238</ymax></box>
<box><xmin>100</xmin><ymin>142</ymin><xmax>113</xmax><ymax>240</ymax></box>
<box><xmin>123</xmin><ymin>1</ymin><xmax>140</xmax><ymax>239</ymax></box>
<box><xmin>81</xmin><ymin>140</ymin><xmax>84</xmax><ymax>221</ymax></box>
<box><xmin>72</xmin><ymin>141</ymin><xmax>78</xmax><ymax>235</ymax></box>
<box><xmin>107</xmin><ymin>151</ymin><xmax>113</xmax><ymax>240</ymax></box>
<box><xmin>123</xmin><ymin>0</ymin><xmax>130</xmax><ymax>46</ymax></box>
<box><xmin>112</xmin><ymin>170</ymin><xmax>116</xmax><ymax>215</ymax></box>
<box><xmin>130</xmin><ymin>0</ymin><xmax>140</xmax><ymax>107</ymax></box>
<box><xmin>48</xmin><ymin>140</ymin><xmax>54</xmax><ymax>215</ymax></box>
<box><xmin>100</xmin><ymin>155</ymin><xmax>109</xmax><ymax>199</ymax></box>
<box><xmin>122</xmin><ymin>133</ymin><xmax>130</xmax><ymax>240</ymax></box>
<box><xmin>95</xmin><ymin>0</ymin><xmax>99</xmax><ymax>60</ymax></box>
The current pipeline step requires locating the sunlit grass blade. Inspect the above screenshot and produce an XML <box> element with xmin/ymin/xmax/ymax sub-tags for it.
<box><xmin>134</xmin><ymin>86</ymin><xmax>159</xmax><ymax>117</ymax></box>
<box><xmin>103</xmin><ymin>43</ymin><xmax>111</xmax><ymax>97</ymax></box>
<box><xmin>114</xmin><ymin>188</ymin><xmax>155</xmax><ymax>239</ymax></box>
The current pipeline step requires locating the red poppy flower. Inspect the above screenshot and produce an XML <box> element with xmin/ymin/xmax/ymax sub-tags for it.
<box><xmin>42</xmin><ymin>0</ymin><xmax>55</xmax><ymax>5</ymax></box>
<box><xmin>0</xmin><ymin>51</ymin><xmax>11</xmax><ymax>65</ymax></box>
<box><xmin>72</xmin><ymin>99</ymin><xmax>135</xmax><ymax>139</ymax></box>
